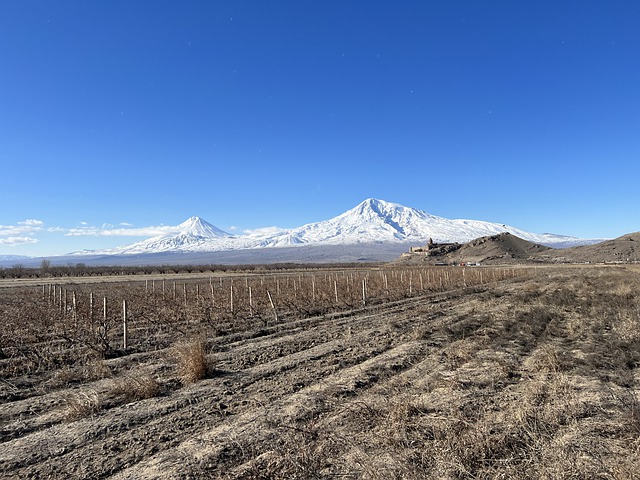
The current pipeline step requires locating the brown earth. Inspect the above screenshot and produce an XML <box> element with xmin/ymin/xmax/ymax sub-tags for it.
<box><xmin>1</xmin><ymin>266</ymin><xmax>639</xmax><ymax>478</ymax></box>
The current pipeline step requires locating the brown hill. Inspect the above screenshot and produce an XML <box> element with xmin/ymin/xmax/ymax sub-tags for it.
<box><xmin>536</xmin><ymin>232</ymin><xmax>640</xmax><ymax>263</ymax></box>
<box><xmin>398</xmin><ymin>233</ymin><xmax>551</xmax><ymax>265</ymax></box>
<box><xmin>450</xmin><ymin>232</ymin><xmax>552</xmax><ymax>264</ymax></box>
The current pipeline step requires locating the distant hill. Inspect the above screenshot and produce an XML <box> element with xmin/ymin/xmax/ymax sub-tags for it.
<box><xmin>398</xmin><ymin>231</ymin><xmax>640</xmax><ymax>265</ymax></box>
<box><xmin>535</xmin><ymin>232</ymin><xmax>640</xmax><ymax>264</ymax></box>
<box><xmin>398</xmin><ymin>233</ymin><xmax>552</xmax><ymax>265</ymax></box>
<box><xmin>450</xmin><ymin>233</ymin><xmax>551</xmax><ymax>264</ymax></box>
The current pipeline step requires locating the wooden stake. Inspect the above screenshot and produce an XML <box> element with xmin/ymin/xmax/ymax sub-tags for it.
<box><xmin>122</xmin><ymin>300</ymin><xmax>128</xmax><ymax>350</ymax></box>
<box><xmin>103</xmin><ymin>296</ymin><xmax>107</xmax><ymax>339</ymax></box>
<box><xmin>72</xmin><ymin>291</ymin><xmax>77</xmax><ymax>325</ymax></box>
<box><xmin>267</xmin><ymin>290</ymin><xmax>277</xmax><ymax>322</ymax></box>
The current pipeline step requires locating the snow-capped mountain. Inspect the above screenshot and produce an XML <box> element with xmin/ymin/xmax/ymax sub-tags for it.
<box><xmin>93</xmin><ymin>217</ymin><xmax>235</xmax><ymax>255</ymax></box>
<box><xmin>256</xmin><ymin>198</ymin><xmax>584</xmax><ymax>247</ymax></box>
<box><xmin>76</xmin><ymin>198</ymin><xmax>596</xmax><ymax>256</ymax></box>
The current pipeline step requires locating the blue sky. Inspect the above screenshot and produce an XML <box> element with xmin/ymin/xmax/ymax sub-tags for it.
<box><xmin>1</xmin><ymin>1</ymin><xmax>639</xmax><ymax>257</ymax></box>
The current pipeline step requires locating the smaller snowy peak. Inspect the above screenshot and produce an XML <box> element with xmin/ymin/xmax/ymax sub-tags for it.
<box><xmin>177</xmin><ymin>216</ymin><xmax>233</xmax><ymax>238</ymax></box>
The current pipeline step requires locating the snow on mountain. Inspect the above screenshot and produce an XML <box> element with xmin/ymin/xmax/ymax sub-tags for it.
<box><xmin>76</xmin><ymin>199</ymin><xmax>595</xmax><ymax>256</ymax></box>
<box><xmin>257</xmin><ymin>199</ymin><xmax>583</xmax><ymax>247</ymax></box>
<box><xmin>92</xmin><ymin>217</ymin><xmax>235</xmax><ymax>255</ymax></box>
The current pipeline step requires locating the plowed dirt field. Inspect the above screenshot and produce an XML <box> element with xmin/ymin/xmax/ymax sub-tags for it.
<box><xmin>1</xmin><ymin>266</ymin><xmax>639</xmax><ymax>478</ymax></box>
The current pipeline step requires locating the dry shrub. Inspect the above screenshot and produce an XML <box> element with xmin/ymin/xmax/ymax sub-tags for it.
<box><xmin>174</xmin><ymin>339</ymin><xmax>211</xmax><ymax>385</ymax></box>
<box><xmin>63</xmin><ymin>390</ymin><xmax>101</xmax><ymax>420</ymax></box>
<box><xmin>110</xmin><ymin>373</ymin><xmax>160</xmax><ymax>402</ymax></box>
<box><xmin>525</xmin><ymin>345</ymin><xmax>565</xmax><ymax>373</ymax></box>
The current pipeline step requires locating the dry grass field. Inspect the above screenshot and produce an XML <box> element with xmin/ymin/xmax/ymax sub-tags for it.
<box><xmin>1</xmin><ymin>265</ymin><xmax>639</xmax><ymax>479</ymax></box>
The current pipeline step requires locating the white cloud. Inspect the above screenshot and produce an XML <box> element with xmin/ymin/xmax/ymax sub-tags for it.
<box><xmin>242</xmin><ymin>226</ymin><xmax>286</xmax><ymax>237</ymax></box>
<box><xmin>0</xmin><ymin>236</ymin><xmax>39</xmax><ymax>246</ymax></box>
<box><xmin>18</xmin><ymin>219</ymin><xmax>44</xmax><ymax>227</ymax></box>
<box><xmin>65</xmin><ymin>224</ymin><xmax>181</xmax><ymax>237</ymax></box>
<box><xmin>0</xmin><ymin>220</ymin><xmax>44</xmax><ymax>237</ymax></box>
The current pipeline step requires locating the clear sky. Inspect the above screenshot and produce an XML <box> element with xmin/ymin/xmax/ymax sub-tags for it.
<box><xmin>1</xmin><ymin>1</ymin><xmax>639</xmax><ymax>257</ymax></box>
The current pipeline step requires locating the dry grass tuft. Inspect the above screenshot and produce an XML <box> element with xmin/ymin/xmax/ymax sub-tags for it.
<box><xmin>110</xmin><ymin>373</ymin><xmax>160</xmax><ymax>402</ymax></box>
<box><xmin>48</xmin><ymin>359</ymin><xmax>112</xmax><ymax>389</ymax></box>
<box><xmin>63</xmin><ymin>389</ymin><xmax>102</xmax><ymax>420</ymax></box>
<box><xmin>174</xmin><ymin>339</ymin><xmax>212</xmax><ymax>385</ymax></box>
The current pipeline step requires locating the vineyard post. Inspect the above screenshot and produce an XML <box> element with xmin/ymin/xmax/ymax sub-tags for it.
<box><xmin>230</xmin><ymin>284</ymin><xmax>234</xmax><ymax>315</ymax></box>
<box><xmin>103</xmin><ymin>296</ymin><xmax>107</xmax><ymax>343</ymax></box>
<box><xmin>145</xmin><ymin>280</ymin><xmax>148</xmax><ymax>293</ymax></box>
<box><xmin>173</xmin><ymin>282</ymin><xmax>177</xmax><ymax>300</ymax></box>
<box><xmin>183</xmin><ymin>283</ymin><xmax>187</xmax><ymax>307</ymax></box>
<box><xmin>42</xmin><ymin>284</ymin><xmax>45</xmax><ymax>300</ymax></box>
<box><xmin>122</xmin><ymin>299</ymin><xmax>128</xmax><ymax>350</ymax></box>
<box><xmin>334</xmin><ymin>280</ymin><xmax>338</xmax><ymax>304</ymax></box>
<box><xmin>72</xmin><ymin>291</ymin><xmax>77</xmax><ymax>326</ymax></box>
<box><xmin>152</xmin><ymin>279</ymin><xmax>155</xmax><ymax>295</ymax></box>
<box><xmin>267</xmin><ymin>290</ymin><xmax>277</xmax><ymax>322</ymax></box>
<box><xmin>162</xmin><ymin>280</ymin><xmax>166</xmax><ymax>300</ymax></box>
<box><xmin>312</xmin><ymin>277</ymin><xmax>316</xmax><ymax>301</ymax></box>
<box><xmin>362</xmin><ymin>279</ymin><xmax>366</xmax><ymax>307</ymax></box>
<box><xmin>63</xmin><ymin>289</ymin><xmax>67</xmax><ymax>315</ymax></box>
<box><xmin>249</xmin><ymin>286</ymin><xmax>253</xmax><ymax>316</ymax></box>
<box><xmin>89</xmin><ymin>291</ymin><xmax>94</xmax><ymax>321</ymax></box>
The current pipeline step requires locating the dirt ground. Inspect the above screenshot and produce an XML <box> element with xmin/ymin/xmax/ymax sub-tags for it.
<box><xmin>1</xmin><ymin>266</ymin><xmax>639</xmax><ymax>479</ymax></box>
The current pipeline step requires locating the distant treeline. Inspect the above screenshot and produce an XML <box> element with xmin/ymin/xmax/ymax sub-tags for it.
<box><xmin>0</xmin><ymin>261</ymin><xmax>379</xmax><ymax>279</ymax></box>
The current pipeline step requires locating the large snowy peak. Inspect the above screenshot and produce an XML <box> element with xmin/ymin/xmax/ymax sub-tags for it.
<box><xmin>260</xmin><ymin>198</ymin><xmax>441</xmax><ymax>246</ymax></box>
<box><xmin>257</xmin><ymin>198</ymin><xmax>585</xmax><ymax>247</ymax></box>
